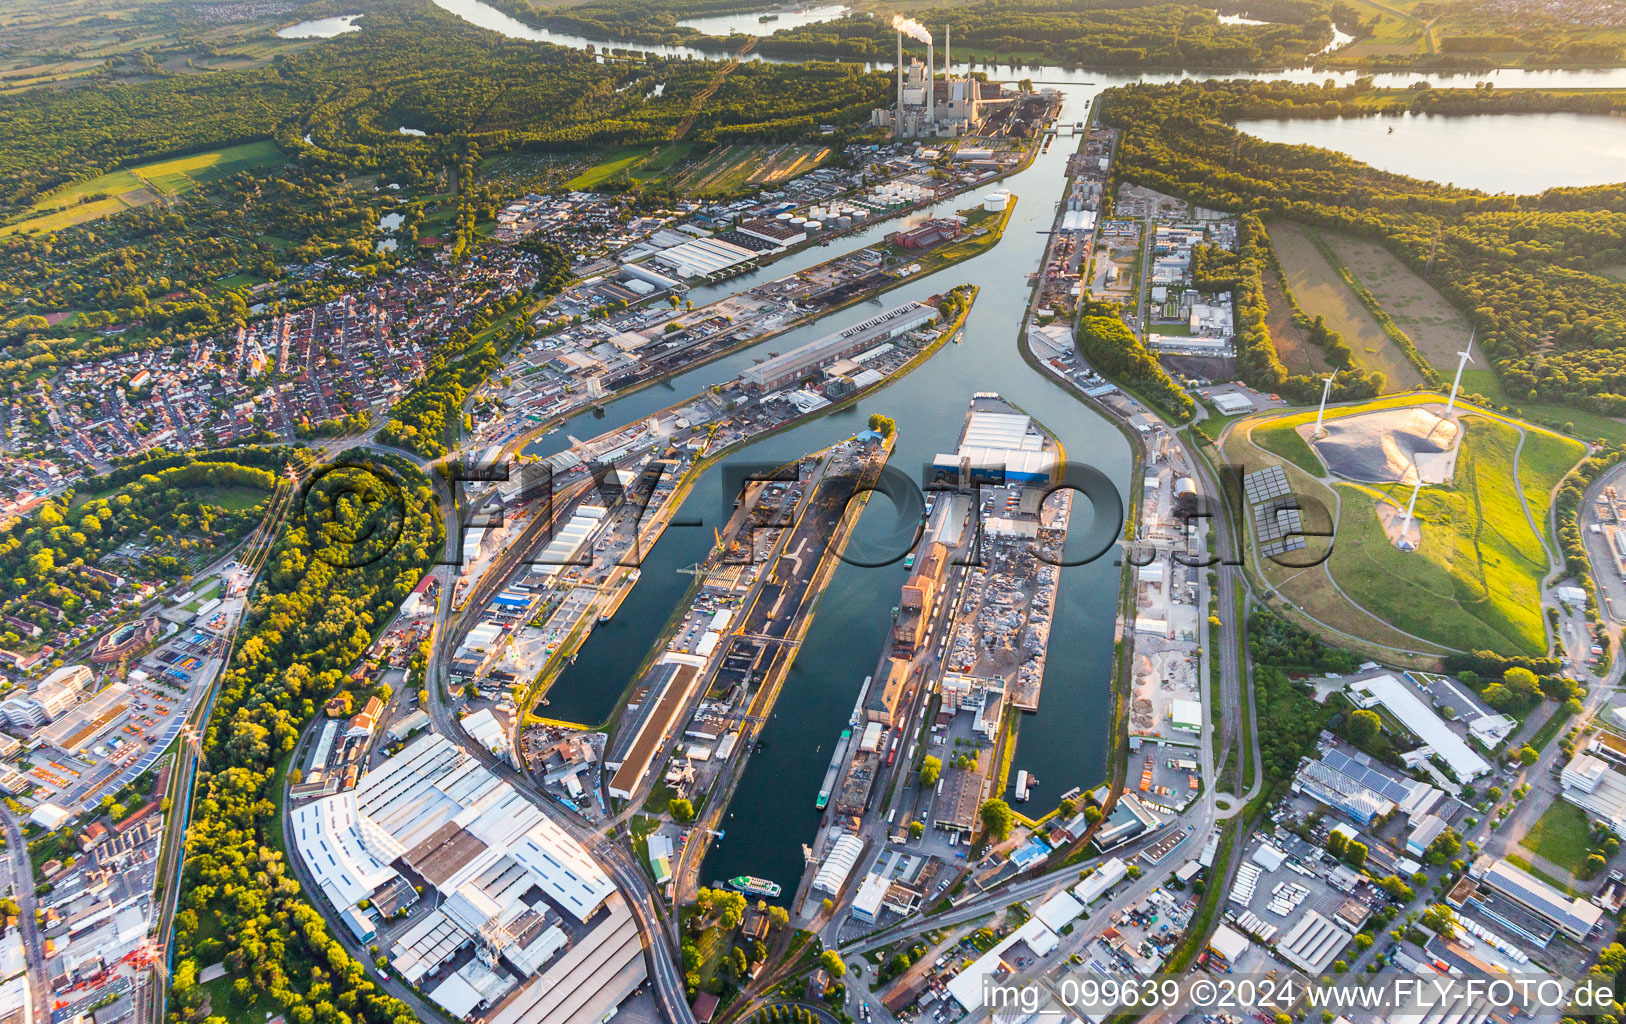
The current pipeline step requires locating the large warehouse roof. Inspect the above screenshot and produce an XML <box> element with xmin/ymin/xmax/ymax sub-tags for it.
<box><xmin>740</xmin><ymin>302</ymin><xmax>933</xmax><ymax>388</ymax></box>
<box><xmin>291</xmin><ymin>792</ymin><xmax>400</xmax><ymax>911</ymax></box>
<box><xmin>961</xmin><ymin>411</ymin><xmax>1042</xmax><ymax>451</ymax></box>
<box><xmin>812</xmin><ymin>834</ymin><xmax>865</xmax><ymax>894</ymax></box>
<box><xmin>348</xmin><ymin>734</ymin><xmax>615</xmax><ymax>921</ymax></box>
<box><xmin>1348</xmin><ymin>673</ymin><xmax>1491</xmax><ymax>780</ymax></box>
<box><xmin>1275</xmin><ymin>910</ymin><xmax>1353</xmax><ymax>974</ymax></box>
<box><xmin>1482</xmin><ymin>858</ymin><xmax>1603</xmax><ymax>940</ymax></box>
<box><xmin>651</xmin><ymin>236</ymin><xmax>759</xmax><ymax>279</ymax></box>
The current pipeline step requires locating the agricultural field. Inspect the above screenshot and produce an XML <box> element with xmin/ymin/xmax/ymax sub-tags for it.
<box><xmin>1266</xmin><ymin>220</ymin><xmax>1425</xmax><ymax>391</ymax></box>
<box><xmin>1221</xmin><ymin>394</ymin><xmax>1585</xmax><ymax>659</ymax></box>
<box><xmin>1315</xmin><ymin>232</ymin><xmax>1467</xmax><ymax>373</ymax></box>
<box><xmin>564</xmin><ymin>142</ymin><xmax>698</xmax><ymax>190</ymax></box>
<box><xmin>558</xmin><ymin>142</ymin><xmax>830</xmax><ymax>195</ymax></box>
<box><xmin>1260</xmin><ymin>256</ymin><xmax>1333</xmax><ymax>377</ymax></box>
<box><xmin>2</xmin><ymin>140</ymin><xmax>287</xmax><ymax>236</ymax></box>
<box><xmin>1328</xmin><ymin>0</ymin><xmax>1438</xmax><ymax>61</ymax></box>
<box><xmin>663</xmin><ymin>143</ymin><xmax>833</xmax><ymax>195</ymax></box>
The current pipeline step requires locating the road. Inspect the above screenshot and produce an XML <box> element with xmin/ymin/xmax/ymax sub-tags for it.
<box><xmin>1183</xmin><ymin>415</ymin><xmax>1262</xmax><ymax>812</ymax></box>
<box><xmin>0</xmin><ymin>808</ymin><xmax>47</xmax><ymax>1024</ymax></box>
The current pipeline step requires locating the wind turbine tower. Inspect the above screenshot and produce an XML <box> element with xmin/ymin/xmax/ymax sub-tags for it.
<box><xmin>1397</xmin><ymin>479</ymin><xmax>1423</xmax><ymax>551</ymax></box>
<box><xmin>1313</xmin><ymin>370</ymin><xmax>1338</xmax><ymax>439</ymax></box>
<box><xmin>1445</xmin><ymin>330</ymin><xmax>1475</xmax><ymax>416</ymax></box>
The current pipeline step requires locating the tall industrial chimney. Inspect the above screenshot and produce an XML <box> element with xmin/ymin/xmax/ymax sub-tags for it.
<box><xmin>925</xmin><ymin>40</ymin><xmax>934</xmax><ymax>126</ymax></box>
<box><xmin>896</xmin><ymin>30</ymin><xmax>904</xmax><ymax>128</ymax></box>
<box><xmin>945</xmin><ymin>25</ymin><xmax>951</xmax><ymax>82</ymax></box>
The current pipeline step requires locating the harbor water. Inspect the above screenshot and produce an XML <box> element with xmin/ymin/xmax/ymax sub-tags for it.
<box><xmin>394</xmin><ymin>0</ymin><xmax>1626</xmax><ymax>894</ymax></box>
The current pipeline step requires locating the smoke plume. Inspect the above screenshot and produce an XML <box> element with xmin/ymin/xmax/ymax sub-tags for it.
<box><xmin>891</xmin><ymin>14</ymin><xmax>932</xmax><ymax>44</ymax></box>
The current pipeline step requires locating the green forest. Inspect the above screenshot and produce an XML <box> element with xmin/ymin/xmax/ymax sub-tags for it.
<box><xmin>1097</xmin><ymin>80</ymin><xmax>1626</xmax><ymax>417</ymax></box>
<box><xmin>169</xmin><ymin>452</ymin><xmax>443</xmax><ymax>1024</ymax></box>
<box><xmin>0</xmin><ymin>0</ymin><xmax>885</xmax><ymax>216</ymax></box>
<box><xmin>1074</xmin><ymin>300</ymin><xmax>1194</xmax><ymax>422</ymax></box>
<box><xmin>0</xmin><ymin>448</ymin><xmax>288</xmax><ymax>647</ymax></box>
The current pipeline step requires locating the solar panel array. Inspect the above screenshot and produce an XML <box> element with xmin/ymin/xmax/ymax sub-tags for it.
<box><xmin>1244</xmin><ymin>465</ymin><xmax>1307</xmax><ymax>557</ymax></box>
<box><xmin>1322</xmin><ymin>748</ymin><xmax>1415</xmax><ymax>804</ymax></box>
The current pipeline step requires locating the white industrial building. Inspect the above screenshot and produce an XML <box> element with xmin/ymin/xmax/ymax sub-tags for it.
<box><xmin>1167</xmin><ymin>698</ymin><xmax>1202</xmax><ymax>734</ymax></box>
<box><xmin>649</xmin><ymin>235</ymin><xmax>760</xmax><ymax>280</ymax></box>
<box><xmin>0</xmin><ymin>668</ymin><xmax>83</xmax><ymax>729</ymax></box>
<box><xmin>462</xmin><ymin>707</ymin><xmax>514</xmax><ymax>765</ymax></box>
<box><xmin>1561</xmin><ymin>750</ymin><xmax>1626</xmax><ymax>839</ymax></box>
<box><xmin>932</xmin><ymin>408</ymin><xmax>1057</xmax><ymax>485</ymax></box>
<box><xmin>740</xmin><ymin>302</ymin><xmax>935</xmax><ymax>391</ymax></box>
<box><xmin>850</xmin><ymin>872</ymin><xmax>890</xmax><ymax>921</ymax></box>
<box><xmin>812</xmin><ymin>834</ymin><xmax>865</xmax><ymax>894</ymax></box>
<box><xmin>1473</xmin><ymin>857</ymin><xmax>1603</xmax><ymax>942</ymax></box>
<box><xmin>1345</xmin><ymin>673</ymin><xmax>1491</xmax><ymax>780</ymax></box>
<box><xmin>292</xmin><ymin>734</ymin><xmax>644</xmax><ymax>1024</ymax></box>
<box><xmin>291</xmin><ymin>791</ymin><xmax>400</xmax><ymax>910</ymax></box>
<box><xmin>533</xmin><ymin>505</ymin><xmax>607</xmax><ymax>577</ymax></box>
<box><xmin>1073</xmin><ymin>857</ymin><xmax>1127</xmax><ymax>904</ymax></box>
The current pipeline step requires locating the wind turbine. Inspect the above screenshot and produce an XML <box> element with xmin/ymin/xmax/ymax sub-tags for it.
<box><xmin>1445</xmin><ymin>329</ymin><xmax>1475</xmax><ymax>417</ymax></box>
<box><xmin>1313</xmin><ymin>369</ymin><xmax>1339</xmax><ymax>439</ymax></box>
<box><xmin>1397</xmin><ymin>479</ymin><xmax>1423</xmax><ymax>551</ymax></box>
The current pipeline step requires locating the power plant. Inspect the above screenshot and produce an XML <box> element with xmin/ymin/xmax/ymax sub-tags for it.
<box><xmin>871</xmin><ymin>17</ymin><xmax>1004</xmax><ymax>138</ymax></box>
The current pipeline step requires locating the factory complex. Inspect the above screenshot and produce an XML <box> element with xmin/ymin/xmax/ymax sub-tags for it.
<box><xmin>292</xmin><ymin>733</ymin><xmax>645</xmax><ymax>1024</ymax></box>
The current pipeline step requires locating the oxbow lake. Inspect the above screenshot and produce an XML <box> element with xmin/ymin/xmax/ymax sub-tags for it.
<box><xmin>275</xmin><ymin>14</ymin><xmax>361</xmax><ymax>38</ymax></box>
<box><xmin>1236</xmin><ymin>112</ymin><xmax>1626</xmax><ymax>193</ymax></box>
<box><xmin>675</xmin><ymin>4</ymin><xmax>848</xmax><ymax>37</ymax></box>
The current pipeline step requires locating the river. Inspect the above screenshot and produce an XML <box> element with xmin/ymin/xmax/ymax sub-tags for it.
<box><xmin>429</xmin><ymin>0</ymin><xmax>1626</xmax><ymax>90</ymax></box>
<box><xmin>405</xmin><ymin>0</ymin><xmax>1626</xmax><ymax>894</ymax></box>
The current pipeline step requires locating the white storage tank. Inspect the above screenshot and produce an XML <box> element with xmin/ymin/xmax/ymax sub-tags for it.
<box><xmin>983</xmin><ymin>192</ymin><xmax>1010</xmax><ymax>212</ymax></box>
